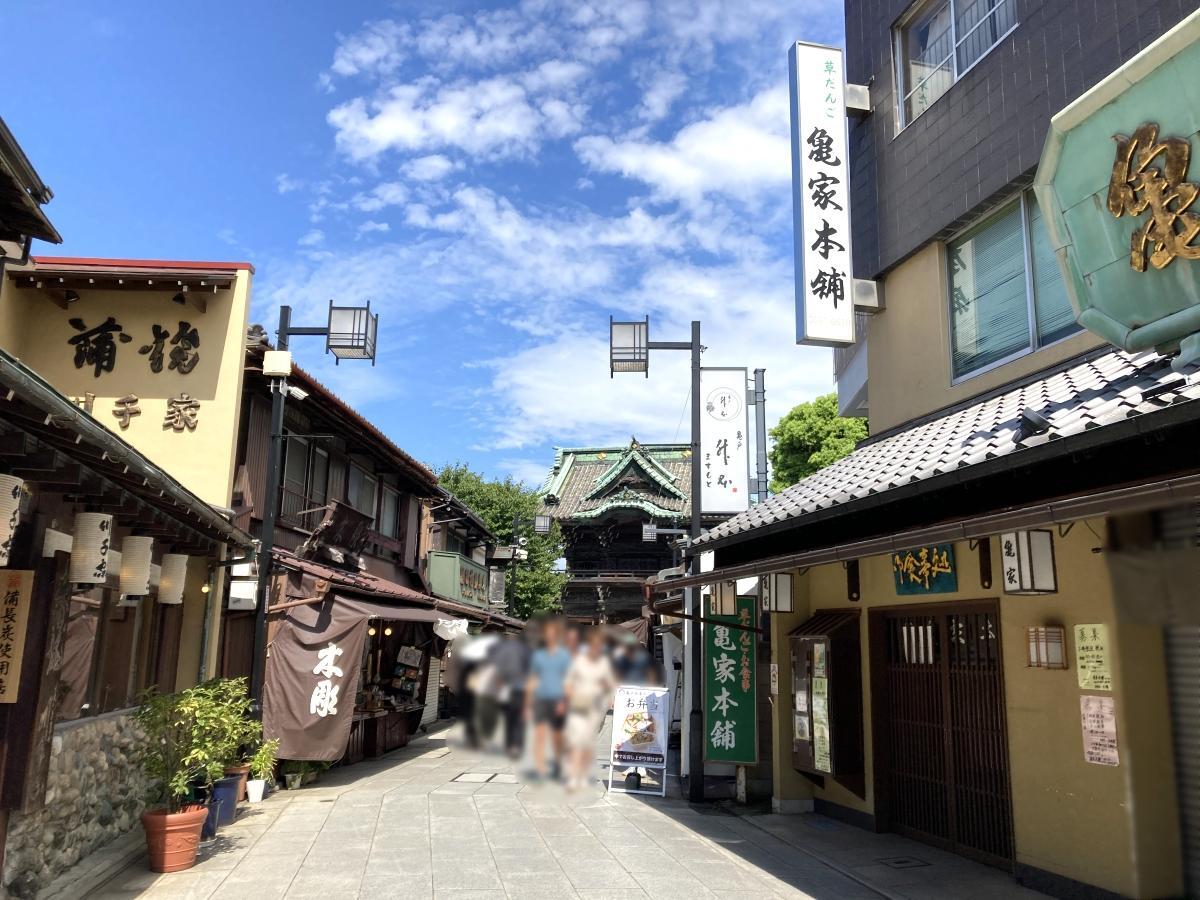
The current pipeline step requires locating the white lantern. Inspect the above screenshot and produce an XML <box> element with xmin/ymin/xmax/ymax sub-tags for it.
<box><xmin>158</xmin><ymin>553</ymin><xmax>188</xmax><ymax>605</ymax></box>
<box><xmin>0</xmin><ymin>475</ymin><xmax>23</xmax><ymax>566</ymax></box>
<box><xmin>762</xmin><ymin>572</ymin><xmax>795</xmax><ymax>613</ymax></box>
<box><xmin>69</xmin><ymin>513</ymin><xmax>114</xmax><ymax>584</ymax></box>
<box><xmin>119</xmin><ymin>536</ymin><xmax>154</xmax><ymax>596</ymax></box>
<box><xmin>711</xmin><ymin>581</ymin><xmax>738</xmax><ymax>616</ymax></box>
<box><xmin>228</xmin><ymin>561</ymin><xmax>258</xmax><ymax>611</ymax></box>
<box><xmin>1000</xmin><ymin>530</ymin><xmax>1058</xmax><ymax>594</ymax></box>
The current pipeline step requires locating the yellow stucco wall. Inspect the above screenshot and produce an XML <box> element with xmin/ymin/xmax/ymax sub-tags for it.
<box><xmin>768</xmin><ymin>521</ymin><xmax>1182</xmax><ymax>898</ymax></box>
<box><xmin>867</xmin><ymin>242</ymin><xmax>1104</xmax><ymax>433</ymax></box>
<box><xmin>0</xmin><ymin>265</ymin><xmax>252</xmax><ymax>688</ymax></box>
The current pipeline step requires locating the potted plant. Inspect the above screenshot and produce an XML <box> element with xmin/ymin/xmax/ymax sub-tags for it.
<box><xmin>281</xmin><ymin>760</ymin><xmax>303</xmax><ymax>790</ymax></box>
<box><xmin>205</xmin><ymin>677</ymin><xmax>261</xmax><ymax>804</ymax></box>
<box><xmin>246</xmin><ymin>739</ymin><xmax>279</xmax><ymax>803</ymax></box>
<box><xmin>133</xmin><ymin>686</ymin><xmax>226</xmax><ymax>873</ymax></box>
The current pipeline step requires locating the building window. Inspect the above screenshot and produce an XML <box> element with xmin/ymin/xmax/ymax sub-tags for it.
<box><xmin>949</xmin><ymin>192</ymin><xmax>1080</xmax><ymax>380</ymax></box>
<box><xmin>895</xmin><ymin>0</ymin><xmax>1017</xmax><ymax>126</ymax></box>
<box><xmin>347</xmin><ymin>464</ymin><xmax>378</xmax><ymax>520</ymax></box>
<box><xmin>281</xmin><ymin>437</ymin><xmax>330</xmax><ymax>529</ymax></box>
<box><xmin>379</xmin><ymin>485</ymin><xmax>400</xmax><ymax>539</ymax></box>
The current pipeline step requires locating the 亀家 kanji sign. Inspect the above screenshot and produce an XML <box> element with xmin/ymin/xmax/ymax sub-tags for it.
<box><xmin>704</xmin><ymin>594</ymin><xmax>757</xmax><ymax>765</ymax></box>
<box><xmin>789</xmin><ymin>40</ymin><xmax>854</xmax><ymax>347</ymax></box>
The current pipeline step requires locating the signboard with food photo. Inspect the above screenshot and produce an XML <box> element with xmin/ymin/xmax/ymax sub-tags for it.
<box><xmin>607</xmin><ymin>685</ymin><xmax>671</xmax><ymax>796</ymax></box>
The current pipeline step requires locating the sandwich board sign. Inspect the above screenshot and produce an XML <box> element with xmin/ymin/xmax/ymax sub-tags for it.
<box><xmin>607</xmin><ymin>684</ymin><xmax>671</xmax><ymax>796</ymax></box>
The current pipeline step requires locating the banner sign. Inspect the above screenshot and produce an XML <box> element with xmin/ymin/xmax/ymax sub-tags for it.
<box><xmin>789</xmin><ymin>40</ymin><xmax>854</xmax><ymax>347</ymax></box>
<box><xmin>699</xmin><ymin>367</ymin><xmax>750</xmax><ymax>514</ymax></box>
<box><xmin>608</xmin><ymin>685</ymin><xmax>671</xmax><ymax>796</ymax></box>
<box><xmin>704</xmin><ymin>595</ymin><xmax>758</xmax><ymax>764</ymax></box>
<box><xmin>0</xmin><ymin>570</ymin><xmax>34</xmax><ymax>703</ymax></box>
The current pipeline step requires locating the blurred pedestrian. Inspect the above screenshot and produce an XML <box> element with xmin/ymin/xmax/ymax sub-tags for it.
<box><xmin>563</xmin><ymin>627</ymin><xmax>616</xmax><ymax>791</ymax></box>
<box><xmin>525</xmin><ymin>617</ymin><xmax>572</xmax><ymax>780</ymax></box>
<box><xmin>490</xmin><ymin>632</ymin><xmax>532</xmax><ymax>759</ymax></box>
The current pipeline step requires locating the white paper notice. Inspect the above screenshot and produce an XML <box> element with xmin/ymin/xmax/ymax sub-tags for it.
<box><xmin>1080</xmin><ymin>695</ymin><xmax>1119</xmax><ymax>766</ymax></box>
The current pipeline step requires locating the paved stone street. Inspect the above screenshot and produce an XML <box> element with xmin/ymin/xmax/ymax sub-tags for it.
<box><xmin>84</xmin><ymin>723</ymin><xmax>1045</xmax><ymax>900</ymax></box>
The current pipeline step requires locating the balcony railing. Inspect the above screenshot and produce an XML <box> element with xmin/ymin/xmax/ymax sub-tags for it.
<box><xmin>279</xmin><ymin>486</ymin><xmax>326</xmax><ymax>532</ymax></box>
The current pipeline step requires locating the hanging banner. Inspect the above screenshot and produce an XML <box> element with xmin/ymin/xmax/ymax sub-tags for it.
<box><xmin>699</xmin><ymin>367</ymin><xmax>750</xmax><ymax>514</ymax></box>
<box><xmin>789</xmin><ymin>40</ymin><xmax>854</xmax><ymax>347</ymax></box>
<box><xmin>608</xmin><ymin>684</ymin><xmax>671</xmax><ymax>797</ymax></box>
<box><xmin>0</xmin><ymin>570</ymin><xmax>34</xmax><ymax>704</ymax></box>
<box><xmin>704</xmin><ymin>595</ymin><xmax>758</xmax><ymax>765</ymax></box>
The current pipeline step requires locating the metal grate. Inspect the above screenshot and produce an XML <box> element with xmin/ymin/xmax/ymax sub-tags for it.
<box><xmin>878</xmin><ymin>603</ymin><xmax>1013</xmax><ymax>867</ymax></box>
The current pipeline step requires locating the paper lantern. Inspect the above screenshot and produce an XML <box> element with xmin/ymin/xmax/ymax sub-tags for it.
<box><xmin>1000</xmin><ymin>530</ymin><xmax>1058</xmax><ymax>594</ymax></box>
<box><xmin>158</xmin><ymin>554</ymin><xmax>188</xmax><ymax>605</ymax></box>
<box><xmin>69</xmin><ymin>513</ymin><xmax>114</xmax><ymax>584</ymax></box>
<box><xmin>0</xmin><ymin>475</ymin><xmax>23</xmax><ymax>566</ymax></box>
<box><xmin>106</xmin><ymin>550</ymin><xmax>121</xmax><ymax>585</ymax></box>
<box><xmin>119</xmin><ymin>537</ymin><xmax>154</xmax><ymax>596</ymax></box>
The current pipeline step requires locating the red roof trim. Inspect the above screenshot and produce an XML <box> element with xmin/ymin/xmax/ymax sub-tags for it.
<box><xmin>31</xmin><ymin>256</ymin><xmax>255</xmax><ymax>274</ymax></box>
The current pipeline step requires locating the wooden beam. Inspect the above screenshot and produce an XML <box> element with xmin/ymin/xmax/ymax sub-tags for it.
<box><xmin>11</xmin><ymin>465</ymin><xmax>81</xmax><ymax>487</ymax></box>
<box><xmin>188</xmin><ymin>293</ymin><xmax>207</xmax><ymax>314</ymax></box>
<box><xmin>20</xmin><ymin>554</ymin><xmax>70</xmax><ymax>812</ymax></box>
<box><xmin>6</xmin><ymin>450</ymin><xmax>57</xmax><ymax>473</ymax></box>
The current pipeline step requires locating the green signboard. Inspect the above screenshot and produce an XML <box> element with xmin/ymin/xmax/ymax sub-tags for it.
<box><xmin>704</xmin><ymin>595</ymin><xmax>757</xmax><ymax>765</ymax></box>
<box><xmin>892</xmin><ymin>544</ymin><xmax>957</xmax><ymax>595</ymax></box>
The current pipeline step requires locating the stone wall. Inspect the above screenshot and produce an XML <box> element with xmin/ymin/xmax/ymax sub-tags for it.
<box><xmin>2</xmin><ymin>712</ymin><xmax>146</xmax><ymax>899</ymax></box>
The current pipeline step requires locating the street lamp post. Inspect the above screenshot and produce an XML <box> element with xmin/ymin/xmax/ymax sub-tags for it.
<box><xmin>248</xmin><ymin>301</ymin><xmax>379</xmax><ymax>716</ymax></box>
<box><xmin>610</xmin><ymin>316</ymin><xmax>704</xmax><ymax>802</ymax></box>
<box><xmin>505</xmin><ymin>514</ymin><xmax>551</xmax><ymax>611</ymax></box>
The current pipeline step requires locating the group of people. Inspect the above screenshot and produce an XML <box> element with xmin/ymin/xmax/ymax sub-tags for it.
<box><xmin>451</xmin><ymin>616</ymin><xmax>658</xmax><ymax>791</ymax></box>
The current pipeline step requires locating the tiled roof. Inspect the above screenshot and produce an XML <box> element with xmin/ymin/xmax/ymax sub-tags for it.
<box><xmin>539</xmin><ymin>441</ymin><xmax>691</xmax><ymax>521</ymax></box>
<box><xmin>695</xmin><ymin>349</ymin><xmax>1200</xmax><ymax>548</ymax></box>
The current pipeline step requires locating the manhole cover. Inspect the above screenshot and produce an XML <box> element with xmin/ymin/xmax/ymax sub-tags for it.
<box><xmin>878</xmin><ymin>856</ymin><xmax>930</xmax><ymax>869</ymax></box>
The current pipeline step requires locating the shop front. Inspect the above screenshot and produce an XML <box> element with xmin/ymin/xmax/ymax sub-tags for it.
<box><xmin>0</xmin><ymin>348</ymin><xmax>254</xmax><ymax>897</ymax></box>
<box><xmin>262</xmin><ymin>552</ymin><xmax>520</xmax><ymax>766</ymax></box>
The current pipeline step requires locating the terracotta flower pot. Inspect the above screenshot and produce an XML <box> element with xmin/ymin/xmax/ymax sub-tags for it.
<box><xmin>225</xmin><ymin>764</ymin><xmax>252</xmax><ymax>802</ymax></box>
<box><xmin>141</xmin><ymin>805</ymin><xmax>208</xmax><ymax>873</ymax></box>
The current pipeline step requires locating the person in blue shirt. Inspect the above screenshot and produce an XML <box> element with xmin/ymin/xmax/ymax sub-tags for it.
<box><xmin>525</xmin><ymin>617</ymin><xmax>573</xmax><ymax>780</ymax></box>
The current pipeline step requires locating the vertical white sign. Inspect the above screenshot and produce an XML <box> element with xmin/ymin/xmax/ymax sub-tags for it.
<box><xmin>789</xmin><ymin>41</ymin><xmax>854</xmax><ymax>347</ymax></box>
<box><xmin>699</xmin><ymin>367</ymin><xmax>750</xmax><ymax>514</ymax></box>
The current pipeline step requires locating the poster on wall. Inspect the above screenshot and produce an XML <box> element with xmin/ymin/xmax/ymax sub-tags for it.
<box><xmin>811</xmin><ymin>675</ymin><xmax>831</xmax><ymax>773</ymax></box>
<box><xmin>1080</xmin><ymin>695</ymin><xmax>1119</xmax><ymax>766</ymax></box>
<box><xmin>699</xmin><ymin>367</ymin><xmax>750</xmax><ymax>514</ymax></box>
<box><xmin>789</xmin><ymin>40</ymin><xmax>854</xmax><ymax>347</ymax></box>
<box><xmin>1075</xmin><ymin>624</ymin><xmax>1112</xmax><ymax>691</ymax></box>
<box><xmin>0</xmin><ymin>570</ymin><xmax>34</xmax><ymax>704</ymax></box>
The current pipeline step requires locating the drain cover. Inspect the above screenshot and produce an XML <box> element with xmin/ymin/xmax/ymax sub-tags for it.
<box><xmin>878</xmin><ymin>856</ymin><xmax>930</xmax><ymax>869</ymax></box>
<box><xmin>452</xmin><ymin>772</ymin><xmax>494</xmax><ymax>783</ymax></box>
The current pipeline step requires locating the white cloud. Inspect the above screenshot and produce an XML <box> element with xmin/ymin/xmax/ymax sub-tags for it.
<box><xmin>402</xmin><ymin>154</ymin><xmax>458</xmax><ymax>181</ymax></box>
<box><xmin>327</xmin><ymin>20</ymin><xmax>408</xmax><ymax>80</ymax></box>
<box><xmin>329</xmin><ymin>77</ymin><xmax>554</xmax><ymax>161</ymax></box>
<box><xmin>297</xmin><ymin>229</ymin><xmax>325</xmax><ymax>247</ymax></box>
<box><xmin>357</xmin><ymin>220</ymin><xmax>391</xmax><ymax>236</ymax></box>
<box><xmin>275</xmin><ymin>173</ymin><xmax>303</xmax><ymax>194</ymax></box>
<box><xmin>352</xmin><ymin>181</ymin><xmax>409</xmax><ymax>212</ymax></box>
<box><xmin>575</xmin><ymin>87</ymin><xmax>791</xmax><ymax>205</ymax></box>
<box><xmin>638</xmin><ymin>70</ymin><xmax>686</xmax><ymax>121</ymax></box>
<box><xmin>497</xmin><ymin>457</ymin><xmax>556</xmax><ymax>487</ymax></box>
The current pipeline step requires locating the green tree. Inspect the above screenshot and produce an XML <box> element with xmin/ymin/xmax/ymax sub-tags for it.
<box><xmin>436</xmin><ymin>463</ymin><xmax>565</xmax><ymax>620</ymax></box>
<box><xmin>768</xmin><ymin>393</ymin><xmax>868</xmax><ymax>492</ymax></box>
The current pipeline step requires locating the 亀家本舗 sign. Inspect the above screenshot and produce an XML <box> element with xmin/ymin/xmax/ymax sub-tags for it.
<box><xmin>789</xmin><ymin>40</ymin><xmax>854</xmax><ymax>347</ymax></box>
<box><xmin>704</xmin><ymin>594</ymin><xmax>758</xmax><ymax>765</ymax></box>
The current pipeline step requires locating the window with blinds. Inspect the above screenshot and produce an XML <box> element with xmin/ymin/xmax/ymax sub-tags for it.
<box><xmin>949</xmin><ymin>192</ymin><xmax>1080</xmax><ymax>380</ymax></box>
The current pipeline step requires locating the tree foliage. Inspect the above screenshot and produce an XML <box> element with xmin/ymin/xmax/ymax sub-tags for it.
<box><xmin>437</xmin><ymin>463</ymin><xmax>565</xmax><ymax>620</ymax></box>
<box><xmin>768</xmin><ymin>393</ymin><xmax>868</xmax><ymax>492</ymax></box>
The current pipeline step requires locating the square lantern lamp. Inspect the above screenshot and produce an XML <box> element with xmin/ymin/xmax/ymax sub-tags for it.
<box><xmin>712</xmin><ymin>580</ymin><xmax>738</xmax><ymax>616</ymax></box>
<box><xmin>610</xmin><ymin>316</ymin><xmax>649</xmax><ymax>376</ymax></box>
<box><xmin>327</xmin><ymin>302</ymin><xmax>378</xmax><ymax>364</ymax></box>
<box><xmin>534</xmin><ymin>514</ymin><xmax>552</xmax><ymax>534</ymax></box>
<box><xmin>1027</xmin><ymin>625</ymin><xmax>1068</xmax><ymax>669</ymax></box>
<box><xmin>762</xmin><ymin>572</ymin><xmax>795</xmax><ymax>613</ymax></box>
<box><xmin>1000</xmin><ymin>529</ymin><xmax>1058</xmax><ymax>594</ymax></box>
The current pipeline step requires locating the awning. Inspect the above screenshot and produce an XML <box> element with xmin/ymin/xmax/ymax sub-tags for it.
<box><xmin>790</xmin><ymin>610</ymin><xmax>859</xmax><ymax>639</ymax></box>
<box><xmin>334</xmin><ymin>595</ymin><xmax>444</xmax><ymax>624</ymax></box>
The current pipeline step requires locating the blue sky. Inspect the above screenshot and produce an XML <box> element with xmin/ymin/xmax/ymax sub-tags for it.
<box><xmin>3</xmin><ymin>0</ymin><xmax>842</xmax><ymax>485</ymax></box>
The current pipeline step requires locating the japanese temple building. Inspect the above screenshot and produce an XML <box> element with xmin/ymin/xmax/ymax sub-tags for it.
<box><xmin>539</xmin><ymin>439</ymin><xmax>714</xmax><ymax>623</ymax></box>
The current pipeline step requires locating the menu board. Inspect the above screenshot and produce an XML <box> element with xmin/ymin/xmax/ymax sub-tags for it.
<box><xmin>1075</xmin><ymin>624</ymin><xmax>1112</xmax><ymax>691</ymax></box>
<box><xmin>811</xmin><ymin>676</ymin><xmax>830</xmax><ymax>772</ymax></box>
<box><xmin>1080</xmin><ymin>695</ymin><xmax>1119</xmax><ymax>766</ymax></box>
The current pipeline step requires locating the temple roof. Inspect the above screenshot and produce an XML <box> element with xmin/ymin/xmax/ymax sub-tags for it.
<box><xmin>538</xmin><ymin>438</ymin><xmax>691</xmax><ymax>522</ymax></box>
